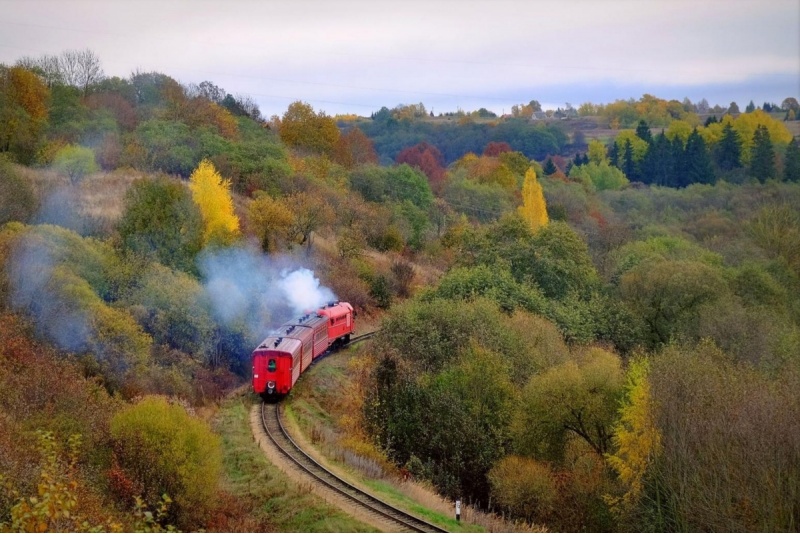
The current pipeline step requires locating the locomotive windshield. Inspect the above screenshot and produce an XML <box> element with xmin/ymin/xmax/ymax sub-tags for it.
<box><xmin>268</xmin><ymin>358</ymin><xmax>277</xmax><ymax>372</ymax></box>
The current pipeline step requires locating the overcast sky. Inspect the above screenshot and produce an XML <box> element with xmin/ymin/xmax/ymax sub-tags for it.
<box><xmin>1</xmin><ymin>0</ymin><xmax>798</xmax><ymax>117</ymax></box>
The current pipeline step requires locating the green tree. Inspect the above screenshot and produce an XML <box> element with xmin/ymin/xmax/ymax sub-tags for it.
<box><xmin>426</xmin><ymin>264</ymin><xmax>548</xmax><ymax>315</ymax></box>
<box><xmin>514</xmin><ymin>348</ymin><xmax>624</xmax><ymax>460</ymax></box>
<box><xmin>0</xmin><ymin>157</ymin><xmax>37</xmax><ymax>224</ymax></box>
<box><xmin>640</xmin><ymin>132</ymin><xmax>674</xmax><ymax>186</ymax></box>
<box><xmin>384</xmin><ymin>164</ymin><xmax>434</xmax><ymax>208</ymax></box>
<box><xmin>682</xmin><ymin>128</ymin><xmax>714</xmax><ymax>185</ymax></box>
<box><xmin>749</xmin><ymin>125</ymin><xmax>775</xmax><ymax>182</ymax></box>
<box><xmin>569</xmin><ymin>161</ymin><xmax>629</xmax><ymax>191</ymax></box>
<box><xmin>714</xmin><ymin>122</ymin><xmax>742</xmax><ymax>171</ymax></box>
<box><xmin>110</xmin><ymin>396</ymin><xmax>222</xmax><ymax>530</ymax></box>
<box><xmin>622</xmin><ymin>139</ymin><xmax>636</xmax><ymax>179</ymax></box>
<box><xmin>784</xmin><ymin>137</ymin><xmax>800</xmax><ymax>182</ymax></box>
<box><xmin>125</xmin><ymin>264</ymin><xmax>215</xmax><ymax>360</ymax></box>
<box><xmin>635</xmin><ymin>119</ymin><xmax>652</xmax><ymax>143</ymax></box>
<box><xmin>52</xmin><ymin>144</ymin><xmax>98</xmax><ymax>185</ymax></box>
<box><xmin>117</xmin><ymin>176</ymin><xmax>204</xmax><ymax>273</ymax></box>
<box><xmin>588</xmin><ymin>139</ymin><xmax>608</xmax><ymax>165</ymax></box>
<box><xmin>619</xmin><ymin>260</ymin><xmax>728</xmax><ymax>347</ymax></box>
<box><xmin>543</xmin><ymin>157</ymin><xmax>557</xmax><ymax>175</ymax></box>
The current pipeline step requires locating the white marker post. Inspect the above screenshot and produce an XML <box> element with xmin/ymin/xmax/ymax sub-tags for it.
<box><xmin>455</xmin><ymin>499</ymin><xmax>461</xmax><ymax>522</ymax></box>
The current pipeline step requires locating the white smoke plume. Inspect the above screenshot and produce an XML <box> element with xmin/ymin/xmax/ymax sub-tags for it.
<box><xmin>9</xmin><ymin>235</ymin><xmax>91</xmax><ymax>353</ymax></box>
<box><xmin>198</xmin><ymin>245</ymin><xmax>337</xmax><ymax>342</ymax></box>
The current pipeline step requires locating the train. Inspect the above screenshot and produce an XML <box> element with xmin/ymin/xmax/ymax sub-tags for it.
<box><xmin>252</xmin><ymin>301</ymin><xmax>355</xmax><ymax>398</ymax></box>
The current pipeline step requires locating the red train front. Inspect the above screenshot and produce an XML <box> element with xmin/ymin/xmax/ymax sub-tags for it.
<box><xmin>252</xmin><ymin>302</ymin><xmax>354</xmax><ymax>398</ymax></box>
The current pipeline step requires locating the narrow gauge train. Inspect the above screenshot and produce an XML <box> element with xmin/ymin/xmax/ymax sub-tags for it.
<box><xmin>252</xmin><ymin>301</ymin><xmax>354</xmax><ymax>398</ymax></box>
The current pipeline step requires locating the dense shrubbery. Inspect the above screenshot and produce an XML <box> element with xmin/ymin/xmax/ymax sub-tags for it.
<box><xmin>110</xmin><ymin>396</ymin><xmax>222</xmax><ymax>530</ymax></box>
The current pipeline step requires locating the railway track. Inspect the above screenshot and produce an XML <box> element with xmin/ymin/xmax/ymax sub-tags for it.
<box><xmin>259</xmin><ymin>402</ymin><xmax>447</xmax><ymax>533</ymax></box>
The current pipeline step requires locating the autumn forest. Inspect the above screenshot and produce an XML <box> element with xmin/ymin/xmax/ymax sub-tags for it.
<box><xmin>1</xmin><ymin>49</ymin><xmax>800</xmax><ymax>532</ymax></box>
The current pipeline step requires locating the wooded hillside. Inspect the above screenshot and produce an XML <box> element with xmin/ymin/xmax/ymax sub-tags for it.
<box><xmin>1</xmin><ymin>51</ymin><xmax>799</xmax><ymax>532</ymax></box>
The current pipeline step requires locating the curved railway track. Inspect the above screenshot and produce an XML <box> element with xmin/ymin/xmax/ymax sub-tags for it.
<box><xmin>259</xmin><ymin>401</ymin><xmax>447</xmax><ymax>533</ymax></box>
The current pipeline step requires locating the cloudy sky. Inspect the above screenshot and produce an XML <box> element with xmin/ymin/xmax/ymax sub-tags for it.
<box><xmin>1</xmin><ymin>0</ymin><xmax>798</xmax><ymax>117</ymax></box>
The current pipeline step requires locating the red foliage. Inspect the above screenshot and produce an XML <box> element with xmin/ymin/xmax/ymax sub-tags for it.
<box><xmin>107</xmin><ymin>460</ymin><xmax>142</xmax><ymax>506</ymax></box>
<box><xmin>333</xmin><ymin>127</ymin><xmax>379</xmax><ymax>168</ymax></box>
<box><xmin>396</xmin><ymin>142</ymin><xmax>446</xmax><ymax>193</ymax></box>
<box><xmin>589</xmin><ymin>208</ymin><xmax>608</xmax><ymax>230</ymax></box>
<box><xmin>550</xmin><ymin>154</ymin><xmax>569</xmax><ymax>174</ymax></box>
<box><xmin>483</xmin><ymin>141</ymin><xmax>512</xmax><ymax>157</ymax></box>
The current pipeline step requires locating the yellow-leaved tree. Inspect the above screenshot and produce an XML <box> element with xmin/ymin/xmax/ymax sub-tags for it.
<box><xmin>188</xmin><ymin>159</ymin><xmax>240</xmax><ymax>246</ymax></box>
<box><xmin>518</xmin><ymin>167</ymin><xmax>548</xmax><ymax>232</ymax></box>
<box><xmin>605</xmin><ymin>357</ymin><xmax>662</xmax><ymax>522</ymax></box>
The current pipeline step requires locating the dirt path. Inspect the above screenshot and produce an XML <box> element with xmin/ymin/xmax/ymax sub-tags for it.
<box><xmin>248</xmin><ymin>404</ymin><xmax>398</xmax><ymax>533</ymax></box>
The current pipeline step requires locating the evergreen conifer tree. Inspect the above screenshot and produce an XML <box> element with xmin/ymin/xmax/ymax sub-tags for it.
<box><xmin>622</xmin><ymin>139</ymin><xmax>636</xmax><ymax>180</ymax></box>
<box><xmin>684</xmin><ymin>129</ymin><xmax>715</xmax><ymax>186</ymax></box>
<box><xmin>641</xmin><ymin>132</ymin><xmax>673</xmax><ymax>186</ymax></box>
<box><xmin>543</xmin><ymin>157</ymin><xmax>557</xmax><ymax>175</ymax></box>
<box><xmin>670</xmin><ymin>136</ymin><xmax>685</xmax><ymax>187</ymax></box>
<box><xmin>784</xmin><ymin>138</ymin><xmax>800</xmax><ymax>182</ymax></box>
<box><xmin>635</xmin><ymin>119</ymin><xmax>652</xmax><ymax>143</ymax></box>
<box><xmin>715</xmin><ymin>122</ymin><xmax>742</xmax><ymax>171</ymax></box>
<box><xmin>750</xmin><ymin>125</ymin><xmax>775</xmax><ymax>182</ymax></box>
<box><xmin>745</xmin><ymin>100</ymin><xmax>756</xmax><ymax>113</ymax></box>
<box><xmin>609</xmin><ymin>142</ymin><xmax>619</xmax><ymax>168</ymax></box>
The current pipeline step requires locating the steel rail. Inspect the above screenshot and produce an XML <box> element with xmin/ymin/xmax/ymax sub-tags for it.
<box><xmin>259</xmin><ymin>402</ymin><xmax>446</xmax><ymax>533</ymax></box>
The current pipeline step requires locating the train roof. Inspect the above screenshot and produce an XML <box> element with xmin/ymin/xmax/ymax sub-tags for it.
<box><xmin>316</xmin><ymin>301</ymin><xmax>353</xmax><ymax>318</ymax></box>
<box><xmin>253</xmin><ymin>336</ymin><xmax>301</xmax><ymax>355</ymax></box>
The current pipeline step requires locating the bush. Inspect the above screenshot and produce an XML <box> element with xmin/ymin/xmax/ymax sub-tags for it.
<box><xmin>52</xmin><ymin>144</ymin><xmax>98</xmax><ymax>185</ymax></box>
<box><xmin>117</xmin><ymin>176</ymin><xmax>203</xmax><ymax>274</ymax></box>
<box><xmin>110</xmin><ymin>396</ymin><xmax>222</xmax><ymax>530</ymax></box>
<box><xmin>0</xmin><ymin>158</ymin><xmax>37</xmax><ymax>225</ymax></box>
<box><xmin>488</xmin><ymin>456</ymin><xmax>557</xmax><ymax>524</ymax></box>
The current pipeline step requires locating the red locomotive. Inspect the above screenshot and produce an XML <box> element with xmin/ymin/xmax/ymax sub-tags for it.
<box><xmin>252</xmin><ymin>301</ymin><xmax>354</xmax><ymax>398</ymax></box>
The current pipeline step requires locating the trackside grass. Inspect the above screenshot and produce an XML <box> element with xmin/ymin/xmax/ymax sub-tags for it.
<box><xmin>214</xmin><ymin>390</ymin><xmax>375</xmax><ymax>532</ymax></box>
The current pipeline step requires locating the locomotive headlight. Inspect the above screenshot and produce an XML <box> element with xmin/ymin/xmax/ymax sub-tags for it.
<box><xmin>268</xmin><ymin>381</ymin><xmax>276</xmax><ymax>389</ymax></box>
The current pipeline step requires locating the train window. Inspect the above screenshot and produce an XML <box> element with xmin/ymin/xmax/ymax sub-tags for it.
<box><xmin>268</xmin><ymin>359</ymin><xmax>277</xmax><ymax>372</ymax></box>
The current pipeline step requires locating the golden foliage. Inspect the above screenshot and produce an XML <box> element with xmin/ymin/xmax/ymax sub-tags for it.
<box><xmin>4</xmin><ymin>66</ymin><xmax>50</xmax><ymax>121</ymax></box>
<box><xmin>277</xmin><ymin>101</ymin><xmax>340</xmax><ymax>155</ymax></box>
<box><xmin>248</xmin><ymin>192</ymin><xmax>294</xmax><ymax>252</ymax></box>
<box><xmin>518</xmin><ymin>167</ymin><xmax>548</xmax><ymax>232</ymax></box>
<box><xmin>488</xmin><ymin>455</ymin><xmax>557</xmax><ymax>523</ymax></box>
<box><xmin>613</xmin><ymin>130</ymin><xmax>649</xmax><ymax>160</ymax></box>
<box><xmin>110</xmin><ymin>396</ymin><xmax>222</xmax><ymax>530</ymax></box>
<box><xmin>605</xmin><ymin>357</ymin><xmax>661</xmax><ymax>519</ymax></box>
<box><xmin>587</xmin><ymin>139</ymin><xmax>608</xmax><ymax>165</ymax></box>
<box><xmin>733</xmin><ymin>109</ymin><xmax>793</xmax><ymax>164</ymax></box>
<box><xmin>188</xmin><ymin>159</ymin><xmax>240</xmax><ymax>246</ymax></box>
<box><xmin>453</xmin><ymin>153</ymin><xmax>516</xmax><ymax>190</ymax></box>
